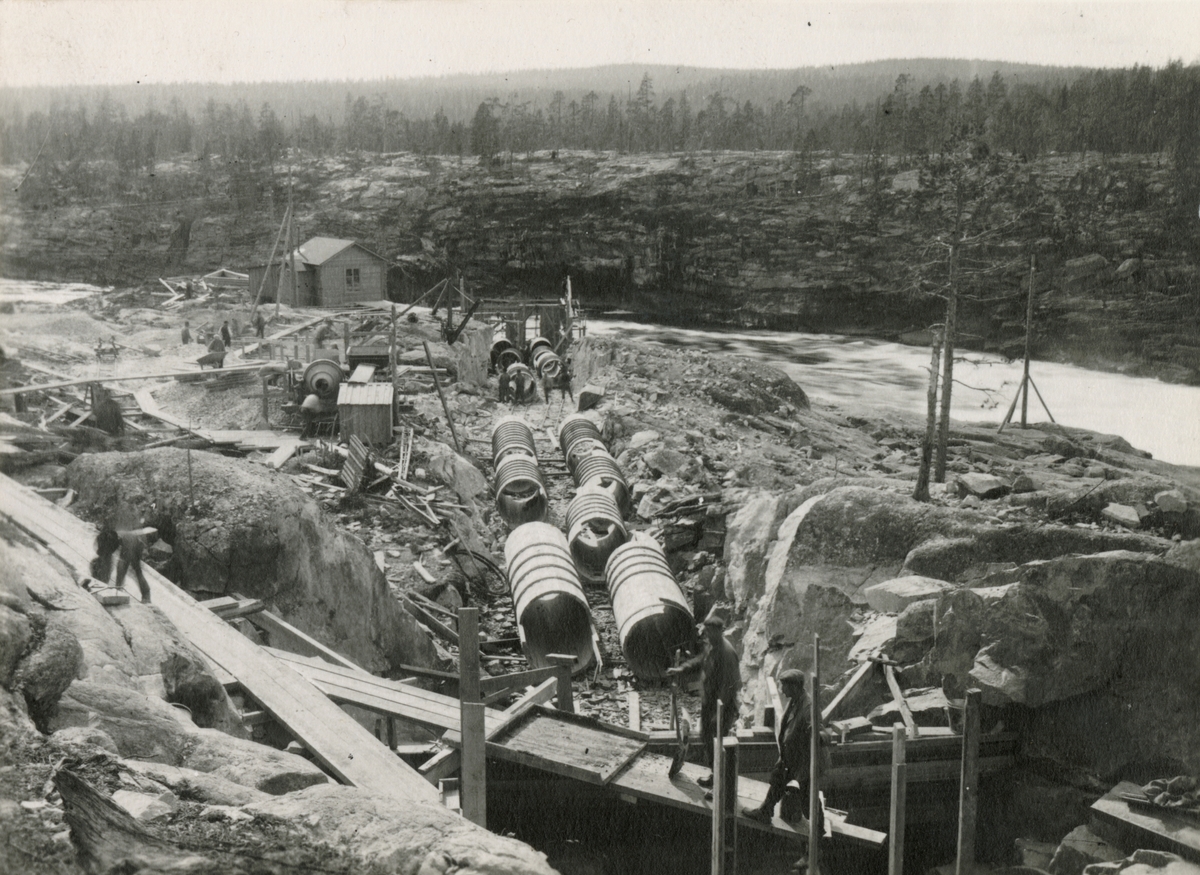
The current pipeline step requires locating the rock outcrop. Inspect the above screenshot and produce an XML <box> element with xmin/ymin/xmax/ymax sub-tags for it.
<box><xmin>66</xmin><ymin>448</ymin><xmax>439</xmax><ymax>674</ymax></box>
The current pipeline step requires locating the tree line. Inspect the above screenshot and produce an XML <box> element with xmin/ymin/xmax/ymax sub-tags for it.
<box><xmin>2</xmin><ymin>62</ymin><xmax>1197</xmax><ymax>195</ymax></box>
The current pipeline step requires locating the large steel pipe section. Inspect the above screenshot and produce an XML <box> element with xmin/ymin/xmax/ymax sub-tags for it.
<box><xmin>605</xmin><ymin>535</ymin><xmax>694</xmax><ymax>680</ymax></box>
<box><xmin>529</xmin><ymin>337</ymin><xmax>563</xmax><ymax>379</ymax></box>
<box><xmin>505</xmin><ymin>522</ymin><xmax>597</xmax><ymax>673</ymax></box>
<box><xmin>493</xmin><ymin>454</ymin><xmax>549</xmax><ymax>526</ymax></box>
<box><xmin>571</xmin><ymin>448</ymin><xmax>630</xmax><ymax>515</ymax></box>
<box><xmin>565</xmin><ymin>486</ymin><xmax>629</xmax><ymax>583</ymax></box>
<box><xmin>558</xmin><ymin>414</ymin><xmax>603</xmax><ymax>460</ymax></box>
<box><xmin>491</xmin><ymin>415</ymin><xmax>538</xmax><ymax>464</ymax></box>
<box><xmin>491</xmin><ymin>338</ymin><xmax>524</xmax><ymax>373</ymax></box>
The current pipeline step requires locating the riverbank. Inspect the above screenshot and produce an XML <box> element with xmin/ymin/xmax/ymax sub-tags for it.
<box><xmin>2</xmin><ymin>147</ymin><xmax>1197</xmax><ymax>386</ymax></box>
<box><xmin>2</xmin><ymin>287</ymin><xmax>1200</xmax><ymax>873</ymax></box>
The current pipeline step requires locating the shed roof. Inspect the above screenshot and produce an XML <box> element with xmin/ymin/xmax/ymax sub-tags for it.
<box><xmin>293</xmin><ymin>237</ymin><xmax>389</xmax><ymax>267</ymax></box>
<box><xmin>337</xmin><ymin>382</ymin><xmax>395</xmax><ymax>406</ymax></box>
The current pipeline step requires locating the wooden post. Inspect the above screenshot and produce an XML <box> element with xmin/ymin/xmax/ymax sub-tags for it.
<box><xmin>955</xmin><ymin>689</ymin><xmax>981</xmax><ymax>875</ymax></box>
<box><xmin>458</xmin><ymin>607</ymin><xmax>486</xmax><ymax>827</ymax></box>
<box><xmin>719</xmin><ymin>736</ymin><xmax>738</xmax><ymax>875</ymax></box>
<box><xmin>250</xmin><ymin>204</ymin><xmax>289</xmax><ymax>323</ymax></box>
<box><xmin>261</xmin><ymin>378</ymin><xmax>270</xmax><ymax>425</ymax></box>
<box><xmin>1021</xmin><ymin>254</ymin><xmax>1036</xmax><ymax>428</ymax></box>
<box><xmin>627</xmin><ymin>691</ymin><xmax>641</xmax><ymax>731</ymax></box>
<box><xmin>809</xmin><ymin>633</ymin><xmax>821</xmax><ymax>875</ymax></box>
<box><xmin>390</xmin><ymin>304</ymin><xmax>398</xmax><ymax>408</ymax></box>
<box><xmin>710</xmin><ymin>699</ymin><xmax>725</xmax><ymax>875</ymax></box>
<box><xmin>547</xmin><ymin>653</ymin><xmax>575</xmax><ymax>714</ymax></box>
<box><xmin>889</xmin><ymin>723</ymin><xmax>907</xmax><ymax>875</ymax></box>
<box><xmin>423</xmin><ymin>340</ymin><xmax>461</xmax><ymax>453</ymax></box>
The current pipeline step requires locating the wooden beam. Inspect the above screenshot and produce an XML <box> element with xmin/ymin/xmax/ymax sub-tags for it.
<box><xmin>810</xmin><ymin>634</ymin><xmax>821</xmax><ymax>875</ymax></box>
<box><xmin>955</xmin><ymin>689</ymin><xmax>981</xmax><ymax>875</ymax></box>
<box><xmin>0</xmin><ymin>476</ymin><xmax>437</xmax><ymax>805</ymax></box>
<box><xmin>885</xmin><ymin>664</ymin><xmax>919</xmax><ymax>739</ymax></box>
<box><xmin>245</xmin><ymin>610</ymin><xmax>364</xmax><ymax>672</ymax></box>
<box><xmin>627</xmin><ymin>691</ymin><xmax>641</xmax><ymax>732</ymax></box>
<box><xmin>0</xmin><ymin>365</ymin><xmax>264</xmax><ymax>397</ymax></box>
<box><xmin>890</xmin><ymin>723</ymin><xmax>907</xmax><ymax>875</ymax></box>
<box><xmin>547</xmin><ymin>653</ymin><xmax>575</xmax><ymax>714</ymax></box>
<box><xmin>822</xmin><ymin>660</ymin><xmax>876</xmax><ymax>723</ymax></box>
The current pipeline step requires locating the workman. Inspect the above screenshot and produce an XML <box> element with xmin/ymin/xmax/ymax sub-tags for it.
<box><xmin>744</xmin><ymin>669</ymin><xmax>816</xmax><ymax>825</ymax></box>
<box><xmin>220</xmin><ymin>320</ymin><xmax>233</xmax><ymax>348</ymax></box>
<box><xmin>314</xmin><ymin>319</ymin><xmax>334</xmax><ymax>348</ymax></box>
<box><xmin>254</xmin><ymin>312</ymin><xmax>266</xmax><ymax>338</ymax></box>
<box><xmin>498</xmin><ymin>368</ymin><xmax>512</xmax><ymax>403</ymax></box>
<box><xmin>93</xmin><ymin>508</ymin><xmax>154</xmax><ymax>603</ymax></box>
<box><xmin>667</xmin><ymin>615</ymin><xmax>741</xmax><ymax>788</ymax></box>
<box><xmin>181</xmin><ymin>320</ymin><xmax>192</xmax><ymax>345</ymax></box>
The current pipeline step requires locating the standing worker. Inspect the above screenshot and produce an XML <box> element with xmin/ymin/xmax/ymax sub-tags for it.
<box><xmin>314</xmin><ymin>319</ymin><xmax>334</xmax><ymax>348</ymax></box>
<box><xmin>181</xmin><ymin>320</ymin><xmax>192</xmax><ymax>345</ymax></box>
<box><xmin>743</xmin><ymin>669</ymin><xmax>817</xmax><ymax>825</ymax></box>
<box><xmin>254</xmin><ymin>311</ymin><xmax>266</xmax><ymax>338</ymax></box>
<box><xmin>667</xmin><ymin>615</ymin><xmax>741</xmax><ymax>790</ymax></box>
<box><xmin>220</xmin><ymin>320</ymin><xmax>233</xmax><ymax>349</ymax></box>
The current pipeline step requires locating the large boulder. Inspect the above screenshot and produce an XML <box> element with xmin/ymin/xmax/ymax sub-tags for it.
<box><xmin>47</xmin><ymin>680</ymin><xmax>328</xmax><ymax>794</ymax></box>
<box><xmin>907</xmin><ymin>552</ymin><xmax>1200</xmax><ymax>772</ymax></box>
<box><xmin>66</xmin><ymin>449</ymin><xmax>439</xmax><ymax>675</ymax></box>
<box><xmin>723</xmin><ymin>494</ymin><xmax>787</xmax><ymax>610</ymax></box>
<box><xmin>246</xmin><ymin>782</ymin><xmax>558</xmax><ymax>875</ymax></box>
<box><xmin>862</xmin><ymin>575</ymin><xmax>955</xmax><ymax>613</ymax></box>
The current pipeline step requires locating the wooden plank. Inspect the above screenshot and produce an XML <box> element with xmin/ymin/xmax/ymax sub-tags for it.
<box><xmin>0</xmin><ymin>475</ymin><xmax>437</xmax><ymax>805</ymax></box>
<box><xmin>823</xmin><ymin>661</ymin><xmax>876</xmax><ymax>722</ymax></box>
<box><xmin>423</xmin><ymin>677</ymin><xmax>559</xmax><ymax>785</ymax></box>
<box><xmin>628</xmin><ymin>691</ymin><xmax>641</xmax><ymax>732</ymax></box>
<box><xmin>824</xmin><ymin>756</ymin><xmax>1014</xmax><ymax>790</ymax></box>
<box><xmin>0</xmin><ymin>365</ymin><xmax>264</xmax><ymax>397</ymax></box>
<box><xmin>348</xmin><ymin>364</ymin><xmax>377</xmax><ymax>383</ymax></box>
<box><xmin>268</xmin><ymin>441</ymin><xmax>301</xmax><ymax>470</ymax></box>
<box><xmin>1090</xmin><ymin>782</ymin><xmax>1200</xmax><ymax>863</ymax></box>
<box><xmin>955</xmin><ymin>689</ymin><xmax>981</xmax><ymax>875</ymax></box>
<box><xmin>485</xmin><ymin>707</ymin><xmax>647</xmax><ymax>786</ymax></box>
<box><xmin>210</xmin><ymin>598</ymin><xmax>266</xmax><ymax>620</ymax></box>
<box><xmin>478</xmin><ymin>667</ymin><xmax>557</xmax><ymax>698</ymax></box>
<box><xmin>606</xmin><ymin>750</ymin><xmax>886</xmax><ymax>847</ymax></box>
<box><xmin>885</xmin><ymin>665</ymin><xmax>918</xmax><ymax>739</ymax></box>
<box><xmin>890</xmin><ymin>724</ymin><xmax>907</xmax><ymax>875</ymax></box>
<box><xmin>246</xmin><ymin>611</ymin><xmax>364</xmax><ymax>672</ymax></box>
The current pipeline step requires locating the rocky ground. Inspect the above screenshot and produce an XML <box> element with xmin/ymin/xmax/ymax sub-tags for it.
<box><xmin>1</xmin><ymin>287</ymin><xmax>1200</xmax><ymax>874</ymax></box>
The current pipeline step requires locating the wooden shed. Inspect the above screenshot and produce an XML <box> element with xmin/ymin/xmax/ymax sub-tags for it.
<box><xmin>249</xmin><ymin>237</ymin><xmax>388</xmax><ymax>308</ymax></box>
<box><xmin>337</xmin><ymin>382</ymin><xmax>394</xmax><ymax>448</ymax></box>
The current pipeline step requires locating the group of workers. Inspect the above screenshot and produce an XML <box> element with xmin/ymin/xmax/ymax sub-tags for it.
<box><xmin>668</xmin><ymin>615</ymin><xmax>823</xmax><ymax>832</ymax></box>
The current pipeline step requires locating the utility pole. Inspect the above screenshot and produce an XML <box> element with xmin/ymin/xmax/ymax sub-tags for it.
<box><xmin>1020</xmin><ymin>254</ymin><xmax>1036</xmax><ymax>427</ymax></box>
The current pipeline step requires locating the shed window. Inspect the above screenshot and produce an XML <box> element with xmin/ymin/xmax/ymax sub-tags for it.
<box><xmin>345</xmin><ymin>268</ymin><xmax>361</xmax><ymax>290</ymax></box>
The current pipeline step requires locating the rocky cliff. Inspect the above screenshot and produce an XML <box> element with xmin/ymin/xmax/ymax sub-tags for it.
<box><xmin>2</xmin><ymin>148</ymin><xmax>1197</xmax><ymax>383</ymax></box>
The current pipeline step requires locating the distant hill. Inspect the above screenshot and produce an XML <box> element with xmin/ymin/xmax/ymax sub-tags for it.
<box><xmin>0</xmin><ymin>59</ymin><xmax>1089</xmax><ymax>123</ymax></box>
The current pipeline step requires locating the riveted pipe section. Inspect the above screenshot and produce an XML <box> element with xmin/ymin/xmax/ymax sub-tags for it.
<box><xmin>565</xmin><ymin>437</ymin><xmax>608</xmax><ymax>478</ymax></box>
<box><xmin>491</xmin><ymin>338</ymin><xmax>523</xmax><ymax>373</ymax></box>
<box><xmin>558</xmin><ymin>413</ymin><xmax>604</xmax><ymax>460</ymax></box>
<box><xmin>494</xmin><ymin>454</ymin><xmax>549</xmax><ymax>526</ymax></box>
<box><xmin>528</xmin><ymin>337</ymin><xmax>562</xmax><ymax>379</ymax></box>
<box><xmin>571</xmin><ymin>447</ymin><xmax>630</xmax><ymax>515</ymax></box>
<box><xmin>505</xmin><ymin>522</ymin><xmax>597</xmax><ymax>674</ymax></box>
<box><xmin>491</xmin><ymin>415</ymin><xmax>538</xmax><ymax>465</ymax></box>
<box><xmin>565</xmin><ymin>486</ymin><xmax>629</xmax><ymax>583</ymax></box>
<box><xmin>605</xmin><ymin>534</ymin><xmax>694</xmax><ymax>680</ymax></box>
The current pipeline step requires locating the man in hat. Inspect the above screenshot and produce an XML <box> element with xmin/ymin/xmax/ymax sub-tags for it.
<box><xmin>220</xmin><ymin>320</ymin><xmax>233</xmax><ymax>349</ymax></box>
<box><xmin>667</xmin><ymin>615</ymin><xmax>741</xmax><ymax>789</ymax></box>
<box><xmin>743</xmin><ymin>669</ymin><xmax>815</xmax><ymax>825</ymax></box>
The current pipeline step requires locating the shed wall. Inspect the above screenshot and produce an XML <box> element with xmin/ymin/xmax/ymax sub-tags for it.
<box><xmin>319</xmin><ymin>246</ymin><xmax>387</xmax><ymax>306</ymax></box>
<box><xmin>340</xmin><ymin>403</ymin><xmax>393</xmax><ymax>447</ymax></box>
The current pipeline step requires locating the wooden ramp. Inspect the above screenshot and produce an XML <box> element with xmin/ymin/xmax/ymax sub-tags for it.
<box><xmin>274</xmin><ymin>643</ymin><xmax>884</xmax><ymax>846</ymax></box>
<box><xmin>0</xmin><ymin>474</ymin><xmax>438</xmax><ymax>806</ymax></box>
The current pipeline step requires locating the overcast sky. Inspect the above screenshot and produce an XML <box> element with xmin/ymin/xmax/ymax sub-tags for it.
<box><xmin>2</xmin><ymin>0</ymin><xmax>1198</xmax><ymax>88</ymax></box>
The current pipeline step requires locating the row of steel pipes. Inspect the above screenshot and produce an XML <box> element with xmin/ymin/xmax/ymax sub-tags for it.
<box><xmin>490</xmin><ymin>413</ymin><xmax>693</xmax><ymax>680</ymax></box>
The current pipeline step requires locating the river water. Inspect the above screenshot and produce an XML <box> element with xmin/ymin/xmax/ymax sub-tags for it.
<box><xmin>588</xmin><ymin>319</ymin><xmax>1200</xmax><ymax>469</ymax></box>
<box><xmin>0</xmin><ymin>277</ymin><xmax>110</xmax><ymax>306</ymax></box>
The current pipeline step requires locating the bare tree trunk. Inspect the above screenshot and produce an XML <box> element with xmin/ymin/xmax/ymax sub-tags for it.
<box><xmin>934</xmin><ymin>241</ymin><xmax>959</xmax><ymax>482</ymax></box>
<box><xmin>913</xmin><ymin>326</ymin><xmax>943</xmax><ymax>501</ymax></box>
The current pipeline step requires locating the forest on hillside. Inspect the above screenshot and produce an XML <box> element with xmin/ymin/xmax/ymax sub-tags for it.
<box><xmin>2</xmin><ymin>60</ymin><xmax>1199</xmax><ymax>209</ymax></box>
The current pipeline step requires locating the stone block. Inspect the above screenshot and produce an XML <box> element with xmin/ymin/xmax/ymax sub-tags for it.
<box><xmin>1156</xmin><ymin>490</ymin><xmax>1188</xmax><ymax>514</ymax></box>
<box><xmin>958</xmin><ymin>473</ymin><xmax>1010</xmax><ymax>499</ymax></box>
<box><xmin>1101</xmin><ymin>503</ymin><xmax>1141</xmax><ymax>529</ymax></box>
<box><xmin>863</xmin><ymin>576</ymin><xmax>956</xmax><ymax>614</ymax></box>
